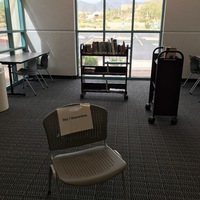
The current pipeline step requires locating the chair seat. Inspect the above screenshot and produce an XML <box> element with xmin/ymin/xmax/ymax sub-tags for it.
<box><xmin>16</xmin><ymin>68</ymin><xmax>28</xmax><ymax>75</ymax></box>
<box><xmin>52</xmin><ymin>145</ymin><xmax>126</xmax><ymax>186</ymax></box>
<box><xmin>16</xmin><ymin>68</ymin><xmax>39</xmax><ymax>76</ymax></box>
<box><xmin>37</xmin><ymin>64</ymin><xmax>47</xmax><ymax>69</ymax></box>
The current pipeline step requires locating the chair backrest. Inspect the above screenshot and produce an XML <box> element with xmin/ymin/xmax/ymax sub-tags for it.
<box><xmin>40</xmin><ymin>53</ymin><xmax>49</xmax><ymax>69</ymax></box>
<box><xmin>27</xmin><ymin>58</ymin><xmax>38</xmax><ymax>74</ymax></box>
<box><xmin>43</xmin><ymin>104</ymin><xmax>108</xmax><ymax>151</ymax></box>
<box><xmin>189</xmin><ymin>55</ymin><xmax>200</xmax><ymax>73</ymax></box>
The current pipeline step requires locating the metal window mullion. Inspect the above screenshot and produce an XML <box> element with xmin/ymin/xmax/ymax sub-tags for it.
<box><xmin>4</xmin><ymin>0</ymin><xmax>15</xmax><ymax>55</ymax></box>
<box><xmin>75</xmin><ymin>0</ymin><xmax>80</xmax><ymax>76</ymax></box>
<box><xmin>102</xmin><ymin>0</ymin><xmax>106</xmax><ymax>66</ymax></box>
<box><xmin>159</xmin><ymin>0</ymin><xmax>166</xmax><ymax>46</ymax></box>
<box><xmin>103</xmin><ymin>0</ymin><xmax>106</xmax><ymax>41</ymax></box>
<box><xmin>17</xmin><ymin>0</ymin><xmax>26</xmax><ymax>49</ymax></box>
<box><xmin>128</xmin><ymin>0</ymin><xmax>136</xmax><ymax>78</ymax></box>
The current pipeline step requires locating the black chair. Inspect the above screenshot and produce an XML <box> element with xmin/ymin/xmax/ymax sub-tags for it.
<box><xmin>183</xmin><ymin>55</ymin><xmax>200</xmax><ymax>94</ymax></box>
<box><xmin>13</xmin><ymin>58</ymin><xmax>45</xmax><ymax>96</ymax></box>
<box><xmin>37</xmin><ymin>53</ymin><xmax>54</xmax><ymax>83</ymax></box>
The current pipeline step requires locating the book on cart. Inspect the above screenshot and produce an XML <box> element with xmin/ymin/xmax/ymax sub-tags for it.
<box><xmin>81</xmin><ymin>38</ymin><xmax>127</xmax><ymax>55</ymax></box>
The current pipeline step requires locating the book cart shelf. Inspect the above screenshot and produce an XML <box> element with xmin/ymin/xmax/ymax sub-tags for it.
<box><xmin>80</xmin><ymin>41</ymin><xmax>129</xmax><ymax>100</ymax></box>
<box><xmin>145</xmin><ymin>47</ymin><xmax>184</xmax><ymax>125</ymax></box>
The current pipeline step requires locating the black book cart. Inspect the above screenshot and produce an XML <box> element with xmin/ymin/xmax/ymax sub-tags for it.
<box><xmin>145</xmin><ymin>47</ymin><xmax>184</xmax><ymax>125</ymax></box>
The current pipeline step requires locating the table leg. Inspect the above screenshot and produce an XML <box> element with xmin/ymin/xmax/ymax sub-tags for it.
<box><xmin>8</xmin><ymin>64</ymin><xmax>14</xmax><ymax>94</ymax></box>
<box><xmin>7</xmin><ymin>64</ymin><xmax>25</xmax><ymax>96</ymax></box>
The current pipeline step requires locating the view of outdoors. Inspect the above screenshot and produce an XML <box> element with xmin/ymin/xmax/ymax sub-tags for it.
<box><xmin>0</xmin><ymin>0</ymin><xmax>9</xmax><ymax>85</ymax></box>
<box><xmin>0</xmin><ymin>0</ymin><xmax>24</xmax><ymax>86</ymax></box>
<box><xmin>0</xmin><ymin>0</ymin><xmax>5</xmax><ymax>28</ymax></box>
<box><xmin>77</xmin><ymin>0</ymin><xmax>164</xmax><ymax>77</ymax></box>
<box><xmin>0</xmin><ymin>0</ymin><xmax>8</xmax><ymax>53</ymax></box>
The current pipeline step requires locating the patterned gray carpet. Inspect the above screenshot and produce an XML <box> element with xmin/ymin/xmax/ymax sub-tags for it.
<box><xmin>0</xmin><ymin>78</ymin><xmax>200</xmax><ymax>200</ymax></box>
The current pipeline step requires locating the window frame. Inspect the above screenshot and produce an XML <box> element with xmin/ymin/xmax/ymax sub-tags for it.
<box><xmin>0</xmin><ymin>0</ymin><xmax>26</xmax><ymax>87</ymax></box>
<box><xmin>0</xmin><ymin>0</ymin><xmax>26</xmax><ymax>55</ymax></box>
<box><xmin>75</xmin><ymin>0</ymin><xmax>166</xmax><ymax>78</ymax></box>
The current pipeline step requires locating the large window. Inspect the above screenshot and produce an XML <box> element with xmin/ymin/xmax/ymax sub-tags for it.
<box><xmin>0</xmin><ymin>0</ymin><xmax>26</xmax><ymax>86</ymax></box>
<box><xmin>76</xmin><ymin>0</ymin><xmax>165</xmax><ymax>78</ymax></box>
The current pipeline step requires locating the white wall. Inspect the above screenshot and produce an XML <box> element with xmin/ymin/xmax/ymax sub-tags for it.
<box><xmin>22</xmin><ymin>0</ymin><xmax>77</xmax><ymax>76</ymax></box>
<box><xmin>163</xmin><ymin>0</ymin><xmax>200</xmax><ymax>78</ymax></box>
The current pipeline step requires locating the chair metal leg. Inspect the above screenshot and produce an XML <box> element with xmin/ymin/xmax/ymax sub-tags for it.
<box><xmin>50</xmin><ymin>164</ymin><xmax>60</xmax><ymax>199</ymax></box>
<box><xmin>45</xmin><ymin>69</ymin><xmax>54</xmax><ymax>82</ymax></box>
<box><xmin>22</xmin><ymin>78</ymin><xmax>25</xmax><ymax>89</ymax></box>
<box><xmin>189</xmin><ymin>77</ymin><xmax>200</xmax><ymax>94</ymax></box>
<box><xmin>122</xmin><ymin>171</ymin><xmax>127</xmax><ymax>200</ymax></box>
<box><xmin>182</xmin><ymin>73</ymin><xmax>192</xmax><ymax>87</ymax></box>
<box><xmin>24</xmin><ymin>76</ymin><xmax>37</xmax><ymax>96</ymax></box>
<box><xmin>55</xmin><ymin>177</ymin><xmax>60</xmax><ymax>200</ymax></box>
<box><xmin>48</xmin><ymin>165</ymin><xmax>52</xmax><ymax>195</ymax></box>
<box><xmin>35</xmin><ymin>75</ymin><xmax>45</xmax><ymax>89</ymax></box>
<box><xmin>37</xmin><ymin>70</ymin><xmax>48</xmax><ymax>88</ymax></box>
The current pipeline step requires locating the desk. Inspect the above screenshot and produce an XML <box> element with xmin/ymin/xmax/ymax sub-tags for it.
<box><xmin>0</xmin><ymin>52</ymin><xmax>46</xmax><ymax>95</ymax></box>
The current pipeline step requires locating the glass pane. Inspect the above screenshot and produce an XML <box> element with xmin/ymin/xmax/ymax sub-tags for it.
<box><xmin>77</xmin><ymin>0</ymin><xmax>103</xmax><ymax>30</ymax></box>
<box><xmin>13</xmin><ymin>32</ymin><xmax>22</xmax><ymax>48</ymax></box>
<box><xmin>15</xmin><ymin>49</ymin><xmax>24</xmax><ymax>70</ymax></box>
<box><xmin>131</xmin><ymin>33</ymin><xmax>159</xmax><ymax>77</ymax></box>
<box><xmin>10</xmin><ymin>0</ymin><xmax>21</xmax><ymax>30</ymax></box>
<box><xmin>78</xmin><ymin>32</ymin><xmax>132</xmax><ymax>76</ymax></box>
<box><xmin>78</xmin><ymin>32</ymin><xmax>103</xmax><ymax>74</ymax></box>
<box><xmin>105</xmin><ymin>32</ymin><xmax>131</xmax><ymax>74</ymax></box>
<box><xmin>78</xmin><ymin>32</ymin><xmax>103</xmax><ymax>47</ymax></box>
<box><xmin>105</xmin><ymin>32</ymin><xmax>131</xmax><ymax>47</ymax></box>
<box><xmin>106</xmin><ymin>0</ymin><xmax>133</xmax><ymax>31</ymax></box>
<box><xmin>0</xmin><ymin>0</ymin><xmax>6</xmax><ymax>31</ymax></box>
<box><xmin>134</xmin><ymin>0</ymin><xmax>162</xmax><ymax>31</ymax></box>
<box><xmin>0</xmin><ymin>33</ymin><xmax>9</xmax><ymax>51</ymax></box>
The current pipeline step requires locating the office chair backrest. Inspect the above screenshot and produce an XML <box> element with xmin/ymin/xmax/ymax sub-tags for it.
<box><xmin>27</xmin><ymin>58</ymin><xmax>38</xmax><ymax>74</ymax></box>
<box><xmin>43</xmin><ymin>104</ymin><xmax>108</xmax><ymax>151</ymax></box>
<box><xmin>189</xmin><ymin>55</ymin><xmax>200</xmax><ymax>73</ymax></box>
<box><xmin>40</xmin><ymin>53</ymin><xmax>49</xmax><ymax>69</ymax></box>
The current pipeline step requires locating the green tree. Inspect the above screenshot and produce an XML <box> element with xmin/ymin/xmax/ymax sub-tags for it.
<box><xmin>0</xmin><ymin>2</ymin><xmax>5</xmax><ymax>24</ymax></box>
<box><xmin>139</xmin><ymin>2</ymin><xmax>162</xmax><ymax>21</ymax></box>
<box><xmin>84</xmin><ymin>56</ymin><xmax>98</xmax><ymax>66</ymax></box>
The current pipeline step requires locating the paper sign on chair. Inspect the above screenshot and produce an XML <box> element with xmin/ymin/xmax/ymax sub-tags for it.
<box><xmin>57</xmin><ymin>104</ymin><xmax>93</xmax><ymax>136</ymax></box>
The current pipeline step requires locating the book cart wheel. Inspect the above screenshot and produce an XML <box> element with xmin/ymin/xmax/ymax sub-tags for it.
<box><xmin>80</xmin><ymin>93</ymin><xmax>85</xmax><ymax>99</ymax></box>
<box><xmin>171</xmin><ymin>117</ymin><xmax>178</xmax><ymax>125</ymax></box>
<box><xmin>124</xmin><ymin>94</ymin><xmax>128</xmax><ymax>101</ymax></box>
<box><xmin>148</xmin><ymin>116</ymin><xmax>155</xmax><ymax>124</ymax></box>
<box><xmin>145</xmin><ymin>103</ymin><xmax>151</xmax><ymax>111</ymax></box>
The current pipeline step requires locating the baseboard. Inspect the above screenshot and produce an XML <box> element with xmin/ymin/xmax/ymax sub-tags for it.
<box><xmin>42</xmin><ymin>75</ymin><xmax>78</xmax><ymax>79</ymax></box>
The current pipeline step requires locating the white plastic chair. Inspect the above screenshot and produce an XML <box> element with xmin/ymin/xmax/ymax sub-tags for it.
<box><xmin>43</xmin><ymin>103</ymin><xmax>127</xmax><ymax>199</ymax></box>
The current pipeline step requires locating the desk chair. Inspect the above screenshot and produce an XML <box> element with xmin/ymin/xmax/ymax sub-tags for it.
<box><xmin>183</xmin><ymin>55</ymin><xmax>200</xmax><ymax>94</ymax></box>
<box><xmin>43</xmin><ymin>103</ymin><xmax>127</xmax><ymax>199</ymax></box>
<box><xmin>37</xmin><ymin>53</ymin><xmax>54</xmax><ymax>83</ymax></box>
<box><xmin>14</xmin><ymin>58</ymin><xmax>45</xmax><ymax>96</ymax></box>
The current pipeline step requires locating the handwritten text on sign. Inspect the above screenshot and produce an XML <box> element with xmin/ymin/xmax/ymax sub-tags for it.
<box><xmin>57</xmin><ymin>104</ymin><xmax>93</xmax><ymax>136</ymax></box>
